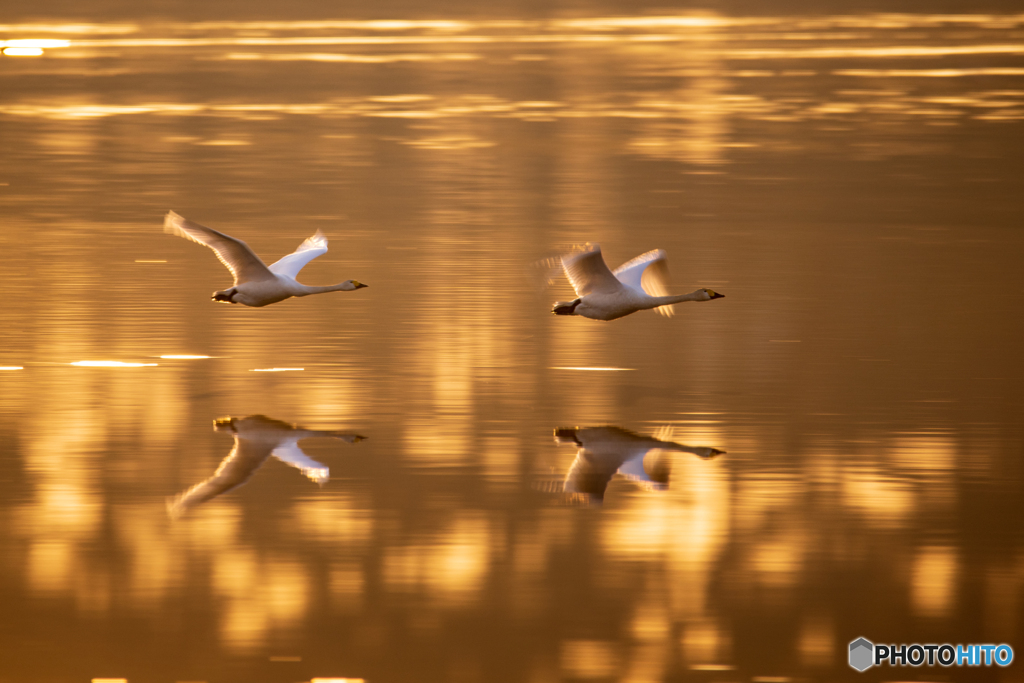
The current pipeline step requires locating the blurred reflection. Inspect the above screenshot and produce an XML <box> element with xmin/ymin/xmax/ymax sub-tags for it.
<box><xmin>554</xmin><ymin>426</ymin><xmax>723</xmax><ymax>503</ymax></box>
<box><xmin>167</xmin><ymin>415</ymin><xmax>365</xmax><ymax>517</ymax></box>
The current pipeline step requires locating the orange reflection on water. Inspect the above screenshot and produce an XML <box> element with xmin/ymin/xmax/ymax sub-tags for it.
<box><xmin>561</xmin><ymin>640</ymin><xmax>621</xmax><ymax>679</ymax></box>
<box><xmin>26</xmin><ymin>539</ymin><xmax>74</xmax><ymax>592</ymax></box>
<box><xmin>838</xmin><ymin>67</ymin><xmax>1024</xmax><ymax>78</ymax></box>
<box><xmin>751</xmin><ymin>536</ymin><xmax>806</xmax><ymax>588</ymax></box>
<box><xmin>224</xmin><ymin>52</ymin><xmax>480</xmax><ymax>64</ymax></box>
<box><xmin>911</xmin><ymin>545</ymin><xmax>959</xmax><ymax>618</ymax></box>
<box><xmin>385</xmin><ymin>515</ymin><xmax>492</xmax><ymax>604</ymax></box>
<box><xmin>291</xmin><ymin>497</ymin><xmax>374</xmax><ymax>544</ymax></box>
<box><xmin>215</xmin><ymin>554</ymin><xmax>311</xmax><ymax>650</ymax></box>
<box><xmin>481</xmin><ymin>435</ymin><xmax>520</xmax><ymax>481</ymax></box>
<box><xmin>842</xmin><ymin>467</ymin><xmax>915</xmax><ymax>527</ymax></box>
<box><xmin>329</xmin><ymin>563</ymin><xmax>365</xmax><ymax>610</ymax></box>
<box><xmin>797</xmin><ymin>616</ymin><xmax>835</xmax><ymax>668</ymax></box>
<box><xmin>681</xmin><ymin>619</ymin><xmax>731</xmax><ymax>667</ymax></box>
<box><xmin>117</xmin><ymin>506</ymin><xmax>178</xmax><ymax>605</ymax></box>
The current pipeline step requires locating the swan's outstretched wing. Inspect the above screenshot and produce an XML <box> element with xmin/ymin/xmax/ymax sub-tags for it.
<box><xmin>268</xmin><ymin>230</ymin><xmax>329</xmax><ymax>280</ymax></box>
<box><xmin>271</xmin><ymin>440</ymin><xmax>330</xmax><ymax>484</ymax></box>
<box><xmin>166</xmin><ymin>441</ymin><xmax>268</xmax><ymax>518</ymax></box>
<box><xmin>650</xmin><ymin>425</ymin><xmax>725</xmax><ymax>458</ymax></box>
<box><xmin>613</xmin><ymin>249</ymin><xmax>675</xmax><ymax>317</ymax></box>
<box><xmin>164</xmin><ymin>211</ymin><xmax>274</xmax><ymax>285</ymax></box>
<box><xmin>290</xmin><ymin>428</ymin><xmax>367</xmax><ymax>444</ymax></box>
<box><xmin>561</xmin><ymin>244</ymin><xmax>624</xmax><ymax>297</ymax></box>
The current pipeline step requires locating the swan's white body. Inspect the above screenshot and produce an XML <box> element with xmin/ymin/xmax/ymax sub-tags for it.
<box><xmin>554</xmin><ymin>425</ymin><xmax>723</xmax><ymax>502</ymax></box>
<box><xmin>164</xmin><ymin>211</ymin><xmax>367</xmax><ymax>307</ymax></box>
<box><xmin>552</xmin><ymin>244</ymin><xmax>723</xmax><ymax>321</ymax></box>
<box><xmin>167</xmin><ymin>415</ymin><xmax>366</xmax><ymax>517</ymax></box>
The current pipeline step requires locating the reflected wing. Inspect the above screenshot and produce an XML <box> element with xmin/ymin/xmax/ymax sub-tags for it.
<box><xmin>271</xmin><ymin>441</ymin><xmax>330</xmax><ymax>484</ymax></box>
<box><xmin>561</xmin><ymin>244</ymin><xmax>623</xmax><ymax>297</ymax></box>
<box><xmin>268</xmin><ymin>230</ymin><xmax>329</xmax><ymax>280</ymax></box>
<box><xmin>164</xmin><ymin>211</ymin><xmax>274</xmax><ymax>285</ymax></box>
<box><xmin>613</xmin><ymin>249</ymin><xmax>675</xmax><ymax>317</ymax></box>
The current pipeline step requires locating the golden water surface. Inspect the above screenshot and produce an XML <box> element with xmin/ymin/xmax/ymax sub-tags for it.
<box><xmin>1</xmin><ymin>11</ymin><xmax>1023</xmax><ymax>683</ymax></box>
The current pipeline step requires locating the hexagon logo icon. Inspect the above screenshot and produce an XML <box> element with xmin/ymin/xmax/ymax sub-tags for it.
<box><xmin>849</xmin><ymin>637</ymin><xmax>874</xmax><ymax>671</ymax></box>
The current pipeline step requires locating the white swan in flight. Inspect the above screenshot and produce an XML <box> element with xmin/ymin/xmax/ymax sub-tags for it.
<box><xmin>551</xmin><ymin>244</ymin><xmax>723</xmax><ymax>320</ymax></box>
<box><xmin>164</xmin><ymin>211</ymin><xmax>368</xmax><ymax>307</ymax></box>
<box><xmin>554</xmin><ymin>425</ymin><xmax>723</xmax><ymax>503</ymax></box>
<box><xmin>167</xmin><ymin>415</ymin><xmax>366</xmax><ymax>517</ymax></box>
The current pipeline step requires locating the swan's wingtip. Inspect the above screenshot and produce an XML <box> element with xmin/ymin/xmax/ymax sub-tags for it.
<box><xmin>163</xmin><ymin>210</ymin><xmax>186</xmax><ymax>233</ymax></box>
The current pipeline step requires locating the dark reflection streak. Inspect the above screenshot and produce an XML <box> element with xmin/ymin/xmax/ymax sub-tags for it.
<box><xmin>167</xmin><ymin>415</ymin><xmax>366</xmax><ymax>518</ymax></box>
<box><xmin>188</xmin><ymin>390</ymin><xmax>229</xmax><ymax>400</ymax></box>
<box><xmin>553</xmin><ymin>426</ymin><xmax>723</xmax><ymax>504</ymax></box>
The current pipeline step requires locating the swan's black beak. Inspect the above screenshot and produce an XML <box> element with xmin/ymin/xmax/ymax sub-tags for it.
<box><xmin>552</xmin><ymin>298</ymin><xmax>582</xmax><ymax>315</ymax></box>
<box><xmin>554</xmin><ymin>428</ymin><xmax>582</xmax><ymax>446</ymax></box>
<box><xmin>353</xmin><ymin>281</ymin><xmax>368</xmax><ymax>289</ymax></box>
<box><xmin>709</xmin><ymin>291</ymin><xmax>725</xmax><ymax>300</ymax></box>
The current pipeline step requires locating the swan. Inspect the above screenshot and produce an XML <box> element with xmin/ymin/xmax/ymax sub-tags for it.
<box><xmin>554</xmin><ymin>425</ymin><xmax>724</xmax><ymax>503</ymax></box>
<box><xmin>163</xmin><ymin>211</ymin><xmax>368</xmax><ymax>307</ymax></box>
<box><xmin>551</xmin><ymin>244</ymin><xmax>723</xmax><ymax>321</ymax></box>
<box><xmin>167</xmin><ymin>415</ymin><xmax>366</xmax><ymax>517</ymax></box>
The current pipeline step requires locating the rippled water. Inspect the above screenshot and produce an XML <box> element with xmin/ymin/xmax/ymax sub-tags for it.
<box><xmin>2</xmin><ymin>11</ymin><xmax>1024</xmax><ymax>683</ymax></box>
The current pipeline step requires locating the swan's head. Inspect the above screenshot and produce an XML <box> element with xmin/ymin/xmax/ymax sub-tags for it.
<box><xmin>554</xmin><ymin>427</ymin><xmax>582</xmax><ymax>446</ymax></box>
<box><xmin>213</xmin><ymin>417</ymin><xmax>238</xmax><ymax>433</ymax></box>
<box><xmin>212</xmin><ymin>289</ymin><xmax>237</xmax><ymax>303</ymax></box>
<box><xmin>552</xmin><ymin>298</ymin><xmax>582</xmax><ymax>316</ymax></box>
<box><xmin>700</xmin><ymin>288</ymin><xmax>725</xmax><ymax>301</ymax></box>
<box><xmin>341</xmin><ymin>280</ymin><xmax>368</xmax><ymax>291</ymax></box>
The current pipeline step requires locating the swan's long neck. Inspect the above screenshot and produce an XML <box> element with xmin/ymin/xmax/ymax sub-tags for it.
<box><xmin>293</xmin><ymin>282</ymin><xmax>351</xmax><ymax>296</ymax></box>
<box><xmin>647</xmin><ymin>289</ymin><xmax>706</xmax><ymax>307</ymax></box>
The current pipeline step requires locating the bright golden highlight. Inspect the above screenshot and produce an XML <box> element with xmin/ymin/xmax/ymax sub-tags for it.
<box><xmin>71</xmin><ymin>360</ymin><xmax>158</xmax><ymax>367</ymax></box>
<box><xmin>2</xmin><ymin>39</ymin><xmax>70</xmax><ymax>48</ymax></box>
<box><xmin>1</xmin><ymin>39</ymin><xmax>70</xmax><ymax>56</ymax></box>
<box><xmin>3</xmin><ymin>47</ymin><xmax>44</xmax><ymax>56</ymax></box>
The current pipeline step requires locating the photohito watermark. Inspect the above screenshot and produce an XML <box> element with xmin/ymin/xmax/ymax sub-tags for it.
<box><xmin>849</xmin><ymin>638</ymin><xmax>1013</xmax><ymax>671</ymax></box>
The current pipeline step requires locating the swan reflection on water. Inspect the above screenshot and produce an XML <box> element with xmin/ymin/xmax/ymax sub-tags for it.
<box><xmin>167</xmin><ymin>415</ymin><xmax>366</xmax><ymax>518</ymax></box>
<box><xmin>554</xmin><ymin>425</ymin><xmax>723</xmax><ymax>503</ymax></box>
